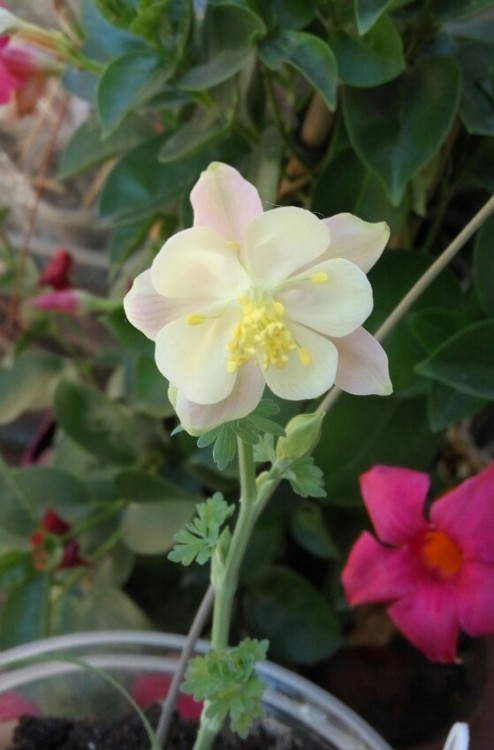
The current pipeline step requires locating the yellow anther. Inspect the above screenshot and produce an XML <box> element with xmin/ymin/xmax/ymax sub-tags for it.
<box><xmin>186</xmin><ymin>313</ymin><xmax>205</xmax><ymax>326</ymax></box>
<box><xmin>298</xmin><ymin>347</ymin><xmax>312</xmax><ymax>366</ymax></box>
<box><xmin>226</xmin><ymin>240</ymin><xmax>240</xmax><ymax>249</ymax></box>
<box><xmin>311</xmin><ymin>272</ymin><xmax>328</xmax><ymax>284</ymax></box>
<box><xmin>227</xmin><ymin>293</ymin><xmax>296</xmax><ymax>372</ymax></box>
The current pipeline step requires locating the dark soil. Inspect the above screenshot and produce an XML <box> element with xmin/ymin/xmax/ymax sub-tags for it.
<box><xmin>8</xmin><ymin>706</ymin><xmax>301</xmax><ymax>750</ymax></box>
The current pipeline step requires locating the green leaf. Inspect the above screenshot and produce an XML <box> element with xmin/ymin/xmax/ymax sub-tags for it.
<box><xmin>435</xmin><ymin>0</ymin><xmax>494</xmax><ymax>21</ymax></box>
<box><xmin>407</xmin><ymin>308</ymin><xmax>472</xmax><ymax>352</ymax></box>
<box><xmin>282</xmin><ymin>457</ymin><xmax>326</xmax><ymax>499</ymax></box>
<box><xmin>355</xmin><ymin>0</ymin><xmax>394</xmax><ymax>34</ymax></box>
<box><xmin>12</xmin><ymin>467</ymin><xmax>92</xmax><ymax>521</ymax></box>
<box><xmin>159</xmin><ymin>106</ymin><xmax>232</xmax><ymax>162</ymax></box>
<box><xmin>0</xmin><ymin>574</ymin><xmax>50</xmax><ymax>648</ymax></box>
<box><xmin>169</xmin><ymin>493</ymin><xmax>234</xmax><ymax>565</ymax></box>
<box><xmin>416</xmin><ymin>320</ymin><xmax>494</xmax><ymax>400</ymax></box>
<box><xmin>178</xmin><ymin>4</ymin><xmax>266</xmax><ymax>90</ymax></box>
<box><xmin>289</xmin><ymin>503</ymin><xmax>339</xmax><ymax>560</ymax></box>
<box><xmin>99</xmin><ymin>134</ymin><xmax>244</xmax><ymax>223</ymax></box>
<box><xmin>97</xmin><ymin>52</ymin><xmax>172</xmax><ymax>135</ymax></box>
<box><xmin>474</xmin><ymin>214</ymin><xmax>494</xmax><ymax>316</ymax></box>
<box><xmin>115</xmin><ymin>469</ymin><xmax>195</xmax><ymax>503</ymax></box>
<box><xmin>458</xmin><ymin>42</ymin><xmax>494</xmax><ymax>136</ymax></box>
<box><xmin>121</xmin><ymin>498</ymin><xmax>196</xmax><ymax>554</ymax></box>
<box><xmin>0</xmin><ymin>551</ymin><xmax>33</xmax><ymax>591</ymax></box>
<box><xmin>133</xmin><ymin>355</ymin><xmax>174</xmax><ymax>417</ymax></box>
<box><xmin>312</xmin><ymin>147</ymin><xmax>409</xmax><ymax>235</ymax></box>
<box><xmin>0</xmin><ymin>456</ymin><xmax>36</xmax><ymax>537</ymax></box>
<box><xmin>313</xmin><ymin>394</ymin><xmax>442</xmax><ymax>506</ymax></box>
<box><xmin>109</xmin><ymin>216</ymin><xmax>155</xmax><ymax>271</ymax></box>
<box><xmin>344</xmin><ymin>56</ymin><xmax>461</xmax><ymax>204</ymax></box>
<box><xmin>427</xmin><ymin>381</ymin><xmax>485</xmax><ymax>432</ymax></box>
<box><xmin>80</xmin><ymin>0</ymin><xmax>146</xmax><ymax>62</ymax></box>
<box><xmin>58</xmin><ymin>114</ymin><xmax>153</xmax><ymax>179</ymax></box>
<box><xmin>53</xmin><ymin>378</ymin><xmax>141</xmax><ymax>465</ymax></box>
<box><xmin>0</xmin><ymin>350</ymin><xmax>63</xmax><ymax>426</ymax></box>
<box><xmin>243</xmin><ymin>567</ymin><xmax>340</xmax><ymax>664</ymax></box>
<box><xmin>260</xmin><ymin>30</ymin><xmax>338</xmax><ymax>110</ymax></box>
<box><xmin>182</xmin><ymin>639</ymin><xmax>268</xmax><ymax>738</ymax></box>
<box><xmin>367</xmin><ymin>251</ymin><xmax>462</xmax><ymax>395</ymax></box>
<box><xmin>197</xmin><ymin>400</ymin><xmax>284</xmax><ymax>471</ymax></box>
<box><xmin>255</xmin><ymin>0</ymin><xmax>316</xmax><ymax>30</ymax></box>
<box><xmin>330</xmin><ymin>16</ymin><xmax>405</xmax><ymax>87</ymax></box>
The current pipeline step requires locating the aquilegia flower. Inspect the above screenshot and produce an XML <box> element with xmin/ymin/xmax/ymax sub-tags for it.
<box><xmin>342</xmin><ymin>464</ymin><xmax>494</xmax><ymax>662</ymax></box>
<box><xmin>124</xmin><ymin>162</ymin><xmax>391</xmax><ymax>433</ymax></box>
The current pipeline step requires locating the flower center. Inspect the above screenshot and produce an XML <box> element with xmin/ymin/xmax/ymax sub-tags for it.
<box><xmin>420</xmin><ymin>530</ymin><xmax>463</xmax><ymax>578</ymax></box>
<box><xmin>227</xmin><ymin>293</ymin><xmax>310</xmax><ymax>373</ymax></box>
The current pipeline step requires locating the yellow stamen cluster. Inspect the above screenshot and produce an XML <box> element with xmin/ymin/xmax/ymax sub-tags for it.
<box><xmin>227</xmin><ymin>295</ymin><xmax>300</xmax><ymax>373</ymax></box>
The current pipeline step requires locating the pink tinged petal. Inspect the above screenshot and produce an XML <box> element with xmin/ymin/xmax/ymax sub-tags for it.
<box><xmin>430</xmin><ymin>462</ymin><xmax>494</xmax><ymax>563</ymax></box>
<box><xmin>360</xmin><ymin>465</ymin><xmax>431</xmax><ymax>546</ymax></box>
<box><xmin>174</xmin><ymin>362</ymin><xmax>265</xmax><ymax>434</ymax></box>
<box><xmin>322</xmin><ymin>214</ymin><xmax>390</xmax><ymax>272</ymax></box>
<box><xmin>190</xmin><ymin>161</ymin><xmax>263</xmax><ymax>245</ymax></box>
<box><xmin>262</xmin><ymin>322</ymin><xmax>338</xmax><ymax>400</ymax></box>
<box><xmin>151</xmin><ymin>226</ymin><xmax>248</xmax><ymax>302</ymax></box>
<box><xmin>244</xmin><ymin>207</ymin><xmax>330</xmax><ymax>286</ymax></box>
<box><xmin>123</xmin><ymin>269</ymin><xmax>182</xmax><ymax>340</ymax></box>
<box><xmin>281</xmin><ymin>258</ymin><xmax>373</xmax><ymax>337</ymax></box>
<box><xmin>155</xmin><ymin>306</ymin><xmax>239</xmax><ymax>404</ymax></box>
<box><xmin>387</xmin><ymin>583</ymin><xmax>460</xmax><ymax>662</ymax></box>
<box><xmin>30</xmin><ymin>289</ymin><xmax>81</xmax><ymax>314</ymax></box>
<box><xmin>333</xmin><ymin>327</ymin><xmax>392</xmax><ymax>396</ymax></box>
<box><xmin>457</xmin><ymin>560</ymin><xmax>494</xmax><ymax>636</ymax></box>
<box><xmin>342</xmin><ymin>532</ymin><xmax>420</xmax><ymax>605</ymax></box>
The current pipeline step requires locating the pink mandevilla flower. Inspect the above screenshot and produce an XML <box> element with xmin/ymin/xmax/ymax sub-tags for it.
<box><xmin>124</xmin><ymin>162</ymin><xmax>391</xmax><ymax>433</ymax></box>
<box><xmin>342</xmin><ymin>463</ymin><xmax>494</xmax><ymax>662</ymax></box>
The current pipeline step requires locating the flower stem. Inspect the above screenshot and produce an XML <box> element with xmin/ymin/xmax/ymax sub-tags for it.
<box><xmin>191</xmin><ymin>439</ymin><xmax>261</xmax><ymax>750</ymax></box>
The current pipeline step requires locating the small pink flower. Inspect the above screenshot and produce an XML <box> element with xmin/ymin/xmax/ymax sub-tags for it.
<box><xmin>30</xmin><ymin>289</ymin><xmax>83</xmax><ymax>314</ymax></box>
<box><xmin>342</xmin><ymin>463</ymin><xmax>494</xmax><ymax>662</ymax></box>
<box><xmin>132</xmin><ymin>674</ymin><xmax>203</xmax><ymax>721</ymax></box>
<box><xmin>0</xmin><ymin>36</ymin><xmax>36</xmax><ymax>103</ymax></box>
<box><xmin>38</xmin><ymin>250</ymin><xmax>73</xmax><ymax>290</ymax></box>
<box><xmin>30</xmin><ymin>509</ymin><xmax>88</xmax><ymax>571</ymax></box>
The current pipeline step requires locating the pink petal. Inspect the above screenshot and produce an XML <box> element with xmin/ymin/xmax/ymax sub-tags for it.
<box><xmin>190</xmin><ymin>162</ymin><xmax>263</xmax><ymax>246</ymax></box>
<box><xmin>0</xmin><ymin>58</ymin><xmax>23</xmax><ymax>102</ymax></box>
<box><xmin>174</xmin><ymin>361</ymin><xmax>265</xmax><ymax>433</ymax></box>
<box><xmin>360</xmin><ymin>465</ymin><xmax>430</xmax><ymax>545</ymax></box>
<box><xmin>430</xmin><ymin>462</ymin><xmax>494</xmax><ymax>562</ymax></box>
<box><xmin>388</xmin><ymin>583</ymin><xmax>460</xmax><ymax>662</ymax></box>
<box><xmin>322</xmin><ymin>214</ymin><xmax>389</xmax><ymax>272</ymax></box>
<box><xmin>342</xmin><ymin>532</ymin><xmax>419</xmax><ymax>605</ymax></box>
<box><xmin>30</xmin><ymin>289</ymin><xmax>81</xmax><ymax>314</ymax></box>
<box><xmin>457</xmin><ymin>560</ymin><xmax>494</xmax><ymax>637</ymax></box>
<box><xmin>0</xmin><ymin>691</ymin><xmax>39</xmax><ymax>720</ymax></box>
<box><xmin>132</xmin><ymin>674</ymin><xmax>202</xmax><ymax>721</ymax></box>
<box><xmin>123</xmin><ymin>269</ymin><xmax>182</xmax><ymax>341</ymax></box>
<box><xmin>333</xmin><ymin>327</ymin><xmax>392</xmax><ymax>396</ymax></box>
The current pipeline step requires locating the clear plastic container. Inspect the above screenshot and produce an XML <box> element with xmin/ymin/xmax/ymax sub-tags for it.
<box><xmin>0</xmin><ymin>631</ymin><xmax>392</xmax><ymax>750</ymax></box>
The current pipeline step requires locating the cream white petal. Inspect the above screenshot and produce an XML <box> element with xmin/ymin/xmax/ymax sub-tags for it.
<box><xmin>333</xmin><ymin>328</ymin><xmax>393</xmax><ymax>396</ymax></box>
<box><xmin>321</xmin><ymin>214</ymin><xmax>390</xmax><ymax>272</ymax></box>
<box><xmin>151</xmin><ymin>226</ymin><xmax>248</xmax><ymax>301</ymax></box>
<box><xmin>191</xmin><ymin>161</ymin><xmax>264</xmax><ymax>245</ymax></box>
<box><xmin>244</xmin><ymin>207</ymin><xmax>330</xmax><ymax>286</ymax></box>
<box><xmin>280</xmin><ymin>258</ymin><xmax>373</xmax><ymax>337</ymax></box>
<box><xmin>123</xmin><ymin>269</ymin><xmax>179</xmax><ymax>341</ymax></box>
<box><xmin>174</xmin><ymin>362</ymin><xmax>265</xmax><ymax>434</ymax></box>
<box><xmin>154</xmin><ymin>306</ymin><xmax>239</xmax><ymax>405</ymax></box>
<box><xmin>263</xmin><ymin>323</ymin><xmax>338</xmax><ymax>401</ymax></box>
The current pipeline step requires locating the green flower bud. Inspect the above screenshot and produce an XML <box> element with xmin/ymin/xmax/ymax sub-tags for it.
<box><xmin>276</xmin><ymin>411</ymin><xmax>324</xmax><ymax>460</ymax></box>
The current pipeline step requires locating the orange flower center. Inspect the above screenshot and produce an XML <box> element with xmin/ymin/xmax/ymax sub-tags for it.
<box><xmin>420</xmin><ymin>530</ymin><xmax>463</xmax><ymax>578</ymax></box>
